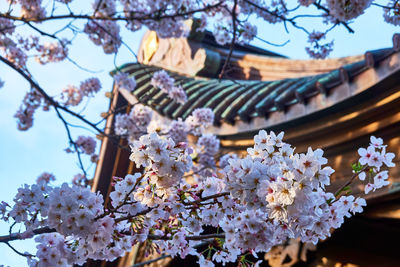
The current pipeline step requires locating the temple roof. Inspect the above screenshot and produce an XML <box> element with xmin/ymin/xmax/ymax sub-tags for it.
<box><xmin>117</xmin><ymin>46</ymin><xmax>400</xmax><ymax>136</ymax></box>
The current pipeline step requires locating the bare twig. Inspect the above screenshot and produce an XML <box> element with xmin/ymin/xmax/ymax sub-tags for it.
<box><xmin>334</xmin><ymin>165</ymin><xmax>369</xmax><ymax>197</ymax></box>
<box><xmin>4</xmin><ymin>242</ymin><xmax>34</xmax><ymax>258</ymax></box>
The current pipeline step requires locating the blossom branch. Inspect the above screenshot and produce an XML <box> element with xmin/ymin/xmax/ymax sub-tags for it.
<box><xmin>4</xmin><ymin>242</ymin><xmax>34</xmax><ymax>258</ymax></box>
<box><xmin>312</xmin><ymin>2</ymin><xmax>355</xmax><ymax>33</ymax></box>
<box><xmin>184</xmin><ymin>192</ymin><xmax>230</xmax><ymax>206</ymax></box>
<box><xmin>148</xmin><ymin>233</ymin><xmax>225</xmax><ymax>241</ymax></box>
<box><xmin>0</xmin><ymin>2</ymin><xmax>225</xmax><ymax>23</ymax></box>
<box><xmin>0</xmin><ymin>55</ymin><xmax>129</xmax><ymax>150</ymax></box>
<box><xmin>0</xmin><ymin>227</ymin><xmax>55</xmax><ymax>243</ymax></box>
<box><xmin>132</xmin><ymin>254</ymin><xmax>171</xmax><ymax>267</ymax></box>
<box><xmin>334</xmin><ymin>165</ymin><xmax>369</xmax><ymax>197</ymax></box>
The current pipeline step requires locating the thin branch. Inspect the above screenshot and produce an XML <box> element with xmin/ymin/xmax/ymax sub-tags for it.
<box><xmin>54</xmin><ymin>105</ymin><xmax>88</xmax><ymax>176</ymax></box>
<box><xmin>334</xmin><ymin>165</ymin><xmax>369</xmax><ymax>197</ymax></box>
<box><xmin>219</xmin><ymin>0</ymin><xmax>238</xmax><ymax>79</ymax></box>
<box><xmin>4</xmin><ymin>242</ymin><xmax>34</xmax><ymax>258</ymax></box>
<box><xmin>184</xmin><ymin>192</ymin><xmax>230</xmax><ymax>206</ymax></box>
<box><xmin>312</xmin><ymin>2</ymin><xmax>355</xmax><ymax>33</ymax></box>
<box><xmin>243</xmin><ymin>0</ymin><xmax>310</xmax><ymax>34</ymax></box>
<box><xmin>132</xmin><ymin>254</ymin><xmax>171</xmax><ymax>267</ymax></box>
<box><xmin>0</xmin><ymin>55</ymin><xmax>130</xmax><ymax>152</ymax></box>
<box><xmin>0</xmin><ymin>2</ymin><xmax>225</xmax><ymax>23</ymax></box>
<box><xmin>131</xmin><ymin>241</ymin><xmax>214</xmax><ymax>267</ymax></box>
<box><xmin>0</xmin><ymin>227</ymin><xmax>55</xmax><ymax>243</ymax></box>
<box><xmin>97</xmin><ymin>175</ymin><xmax>145</xmax><ymax>221</ymax></box>
<box><xmin>148</xmin><ymin>233</ymin><xmax>225</xmax><ymax>241</ymax></box>
<box><xmin>114</xmin><ymin>207</ymin><xmax>153</xmax><ymax>223</ymax></box>
<box><xmin>0</xmin><ymin>55</ymin><xmax>104</xmax><ymax>134</ymax></box>
<box><xmin>254</xmin><ymin>35</ymin><xmax>290</xmax><ymax>47</ymax></box>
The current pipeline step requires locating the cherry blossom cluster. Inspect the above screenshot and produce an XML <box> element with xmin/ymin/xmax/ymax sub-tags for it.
<box><xmin>115</xmin><ymin>106</ymin><xmax>218</xmax><ymax>177</ymax></box>
<box><xmin>220</xmin><ymin>130</ymin><xmax>369</xmax><ymax>252</ymax></box>
<box><xmin>34</xmin><ymin>40</ymin><xmax>69</xmax><ymax>65</ymax></box>
<box><xmin>383</xmin><ymin>1</ymin><xmax>400</xmax><ymax>26</ymax></box>
<box><xmin>11</xmin><ymin>0</ymin><xmax>46</xmax><ymax>19</ymax></box>
<box><xmin>1</xmin><ymin>180</ymin><xmax>135</xmax><ymax>265</ymax></box>
<box><xmin>114</xmin><ymin>104</ymin><xmax>153</xmax><ymax>141</ymax></box>
<box><xmin>357</xmin><ymin>136</ymin><xmax>395</xmax><ymax>194</ymax></box>
<box><xmin>298</xmin><ymin>0</ymin><xmax>315</xmax><ymax>7</ymax></box>
<box><xmin>305</xmin><ymin>31</ymin><xmax>334</xmax><ymax>59</ymax></box>
<box><xmin>185</xmin><ymin>107</ymin><xmax>215</xmax><ymax>135</ymax></box>
<box><xmin>0</xmin><ymin>128</ymin><xmax>396</xmax><ymax>266</ymax></box>
<box><xmin>84</xmin><ymin>20</ymin><xmax>122</xmax><ymax>54</ymax></box>
<box><xmin>196</xmin><ymin>134</ymin><xmax>220</xmax><ymax>173</ymax></box>
<box><xmin>114</xmin><ymin>72</ymin><xmax>137</xmax><ymax>92</ymax></box>
<box><xmin>151</xmin><ymin>70</ymin><xmax>187</xmax><ymax>104</ymax></box>
<box><xmin>240</xmin><ymin>22</ymin><xmax>258</xmax><ymax>44</ymax></box>
<box><xmin>326</xmin><ymin>0</ymin><xmax>372</xmax><ymax>21</ymax></box>
<box><xmin>93</xmin><ymin>0</ymin><xmax>116</xmax><ymax>17</ymax></box>
<box><xmin>0</xmin><ymin>33</ymin><xmax>27</xmax><ymax>68</ymax></box>
<box><xmin>0</xmin><ymin>17</ymin><xmax>15</xmax><ymax>35</ymax></box>
<box><xmin>60</xmin><ymin>77</ymin><xmax>102</xmax><ymax>106</ymax></box>
<box><xmin>36</xmin><ymin>172</ymin><xmax>56</xmax><ymax>184</ymax></box>
<box><xmin>14</xmin><ymin>89</ymin><xmax>46</xmax><ymax>131</ymax></box>
<box><xmin>74</xmin><ymin>136</ymin><xmax>97</xmax><ymax>155</ymax></box>
<box><xmin>79</xmin><ymin>77</ymin><xmax>102</xmax><ymax>97</ymax></box>
<box><xmin>129</xmin><ymin>133</ymin><xmax>193</xmax><ymax>188</ymax></box>
<box><xmin>107</xmin><ymin>130</ymin><xmax>395</xmax><ymax>266</ymax></box>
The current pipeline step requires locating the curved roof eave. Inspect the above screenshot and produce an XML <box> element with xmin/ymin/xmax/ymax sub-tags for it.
<box><xmin>117</xmin><ymin>46</ymin><xmax>400</xmax><ymax>136</ymax></box>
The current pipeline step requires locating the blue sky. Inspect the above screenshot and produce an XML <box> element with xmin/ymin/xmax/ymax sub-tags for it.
<box><xmin>0</xmin><ymin>4</ymin><xmax>398</xmax><ymax>266</ymax></box>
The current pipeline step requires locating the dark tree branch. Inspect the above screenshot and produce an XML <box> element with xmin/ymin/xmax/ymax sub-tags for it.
<box><xmin>0</xmin><ymin>2</ymin><xmax>225</xmax><ymax>23</ymax></box>
<box><xmin>4</xmin><ymin>242</ymin><xmax>34</xmax><ymax>258</ymax></box>
<box><xmin>312</xmin><ymin>2</ymin><xmax>355</xmax><ymax>33</ymax></box>
<box><xmin>0</xmin><ymin>227</ymin><xmax>55</xmax><ymax>243</ymax></box>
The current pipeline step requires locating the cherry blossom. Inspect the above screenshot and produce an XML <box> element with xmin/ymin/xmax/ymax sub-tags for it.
<box><xmin>185</xmin><ymin>108</ymin><xmax>215</xmax><ymax>135</ymax></box>
<box><xmin>74</xmin><ymin>136</ymin><xmax>97</xmax><ymax>155</ymax></box>
<box><xmin>326</xmin><ymin>0</ymin><xmax>372</xmax><ymax>21</ymax></box>
<box><xmin>357</xmin><ymin>136</ymin><xmax>395</xmax><ymax>194</ymax></box>
<box><xmin>384</xmin><ymin>1</ymin><xmax>400</xmax><ymax>26</ymax></box>
<box><xmin>298</xmin><ymin>0</ymin><xmax>315</xmax><ymax>7</ymax></box>
<box><xmin>114</xmin><ymin>72</ymin><xmax>136</xmax><ymax>92</ymax></box>
<box><xmin>305</xmin><ymin>31</ymin><xmax>334</xmax><ymax>59</ymax></box>
<box><xmin>151</xmin><ymin>70</ymin><xmax>187</xmax><ymax>103</ymax></box>
<box><xmin>36</xmin><ymin>172</ymin><xmax>56</xmax><ymax>184</ymax></box>
<box><xmin>84</xmin><ymin>20</ymin><xmax>121</xmax><ymax>54</ymax></box>
<box><xmin>35</xmin><ymin>40</ymin><xmax>68</xmax><ymax>65</ymax></box>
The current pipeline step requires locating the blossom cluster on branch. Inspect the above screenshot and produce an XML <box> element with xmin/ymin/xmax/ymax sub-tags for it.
<box><xmin>151</xmin><ymin>70</ymin><xmax>187</xmax><ymax>104</ymax></box>
<box><xmin>0</xmin><ymin>103</ymin><xmax>396</xmax><ymax>266</ymax></box>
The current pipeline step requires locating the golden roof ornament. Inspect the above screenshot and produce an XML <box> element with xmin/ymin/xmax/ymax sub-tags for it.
<box><xmin>142</xmin><ymin>31</ymin><xmax>158</xmax><ymax>64</ymax></box>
